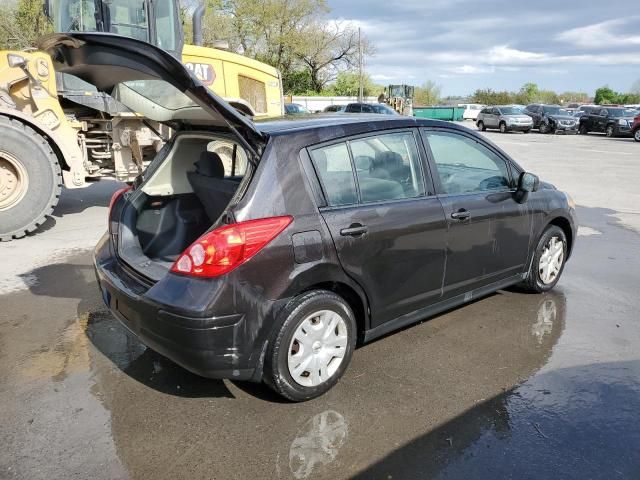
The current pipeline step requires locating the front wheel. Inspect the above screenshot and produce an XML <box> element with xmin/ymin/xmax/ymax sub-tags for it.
<box><xmin>579</xmin><ymin>123</ymin><xmax>589</xmax><ymax>135</ymax></box>
<box><xmin>634</xmin><ymin>129</ymin><xmax>640</xmax><ymax>142</ymax></box>
<box><xmin>523</xmin><ymin>129</ymin><xmax>531</xmax><ymax>134</ymax></box>
<box><xmin>539</xmin><ymin>122</ymin><xmax>549</xmax><ymax>134</ymax></box>
<box><xmin>264</xmin><ymin>290</ymin><xmax>357</xmax><ymax>402</ymax></box>
<box><xmin>605</xmin><ymin>125</ymin><xmax>615</xmax><ymax>137</ymax></box>
<box><xmin>477</xmin><ymin>121</ymin><xmax>486</xmax><ymax>131</ymax></box>
<box><xmin>0</xmin><ymin>117</ymin><xmax>61</xmax><ymax>241</ymax></box>
<box><xmin>520</xmin><ymin>225</ymin><xmax>568</xmax><ymax>293</ymax></box>
<box><xmin>499</xmin><ymin>122</ymin><xmax>507</xmax><ymax>133</ymax></box>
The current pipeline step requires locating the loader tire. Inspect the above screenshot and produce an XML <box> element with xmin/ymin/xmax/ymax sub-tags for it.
<box><xmin>0</xmin><ymin>116</ymin><xmax>61</xmax><ymax>241</ymax></box>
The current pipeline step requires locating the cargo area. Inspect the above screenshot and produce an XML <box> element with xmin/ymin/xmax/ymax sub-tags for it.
<box><xmin>117</xmin><ymin>133</ymin><xmax>251</xmax><ymax>279</ymax></box>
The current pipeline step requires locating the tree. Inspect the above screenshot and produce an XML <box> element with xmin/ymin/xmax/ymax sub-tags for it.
<box><xmin>0</xmin><ymin>0</ymin><xmax>52</xmax><ymax>49</ymax></box>
<box><xmin>414</xmin><ymin>81</ymin><xmax>442</xmax><ymax>106</ymax></box>
<box><xmin>515</xmin><ymin>82</ymin><xmax>539</xmax><ymax>104</ymax></box>
<box><xmin>594</xmin><ymin>86</ymin><xmax>618</xmax><ymax>105</ymax></box>
<box><xmin>282</xmin><ymin>69</ymin><xmax>314</xmax><ymax>95</ymax></box>
<box><xmin>295</xmin><ymin>21</ymin><xmax>370</xmax><ymax>92</ymax></box>
<box><xmin>472</xmin><ymin>88</ymin><xmax>512</xmax><ymax>105</ymax></box>
<box><xmin>194</xmin><ymin>0</ymin><xmax>371</xmax><ymax>93</ymax></box>
<box><xmin>329</xmin><ymin>71</ymin><xmax>379</xmax><ymax>97</ymax></box>
<box><xmin>559</xmin><ymin>91</ymin><xmax>589</xmax><ymax>104</ymax></box>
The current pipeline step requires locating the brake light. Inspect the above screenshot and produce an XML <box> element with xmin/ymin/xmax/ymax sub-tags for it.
<box><xmin>108</xmin><ymin>186</ymin><xmax>132</xmax><ymax>220</ymax></box>
<box><xmin>171</xmin><ymin>216</ymin><xmax>293</xmax><ymax>278</ymax></box>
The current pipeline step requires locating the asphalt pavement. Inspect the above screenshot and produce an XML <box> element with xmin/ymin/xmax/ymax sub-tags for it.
<box><xmin>1</xmin><ymin>128</ymin><xmax>639</xmax><ymax>479</ymax></box>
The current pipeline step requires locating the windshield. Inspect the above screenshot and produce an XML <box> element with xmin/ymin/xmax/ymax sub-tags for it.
<box><xmin>49</xmin><ymin>0</ymin><xmax>177</xmax><ymax>52</ymax></box>
<box><xmin>499</xmin><ymin>107</ymin><xmax>521</xmax><ymax>115</ymax></box>
<box><xmin>608</xmin><ymin>108</ymin><xmax>626</xmax><ymax>117</ymax></box>
<box><xmin>542</xmin><ymin>106</ymin><xmax>569</xmax><ymax>115</ymax></box>
<box><xmin>372</xmin><ymin>104</ymin><xmax>397</xmax><ymax>114</ymax></box>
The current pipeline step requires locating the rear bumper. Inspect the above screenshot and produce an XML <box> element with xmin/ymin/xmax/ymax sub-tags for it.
<box><xmin>94</xmin><ymin>234</ymin><xmax>265</xmax><ymax>381</ymax></box>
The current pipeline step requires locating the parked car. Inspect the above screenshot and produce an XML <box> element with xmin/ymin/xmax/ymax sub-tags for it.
<box><xmin>458</xmin><ymin>103</ymin><xmax>484</xmax><ymax>120</ymax></box>
<box><xmin>50</xmin><ymin>33</ymin><xmax>577</xmax><ymax>401</ymax></box>
<box><xmin>285</xmin><ymin>103</ymin><xmax>310</xmax><ymax>114</ymax></box>
<box><xmin>631</xmin><ymin>115</ymin><xmax>640</xmax><ymax>142</ymax></box>
<box><xmin>343</xmin><ymin>103</ymin><xmax>398</xmax><ymax>114</ymax></box>
<box><xmin>476</xmin><ymin>106</ymin><xmax>533</xmax><ymax>133</ymax></box>
<box><xmin>578</xmin><ymin>107</ymin><xmax>636</xmax><ymax>137</ymax></box>
<box><xmin>522</xmin><ymin>104</ymin><xmax>578</xmax><ymax>134</ymax></box>
<box><xmin>323</xmin><ymin>104</ymin><xmax>346</xmax><ymax>113</ymax></box>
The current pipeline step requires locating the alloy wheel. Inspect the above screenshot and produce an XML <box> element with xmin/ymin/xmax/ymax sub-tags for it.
<box><xmin>538</xmin><ymin>236</ymin><xmax>564</xmax><ymax>284</ymax></box>
<box><xmin>606</xmin><ymin>126</ymin><xmax>614</xmax><ymax>137</ymax></box>
<box><xmin>287</xmin><ymin>310</ymin><xmax>348</xmax><ymax>387</ymax></box>
<box><xmin>634</xmin><ymin>129</ymin><xmax>640</xmax><ymax>142</ymax></box>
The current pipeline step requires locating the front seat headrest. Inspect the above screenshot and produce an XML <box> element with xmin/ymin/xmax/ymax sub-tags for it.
<box><xmin>195</xmin><ymin>151</ymin><xmax>225</xmax><ymax>178</ymax></box>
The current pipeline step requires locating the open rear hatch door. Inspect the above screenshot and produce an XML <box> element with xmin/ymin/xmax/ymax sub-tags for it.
<box><xmin>39</xmin><ymin>32</ymin><xmax>266</xmax><ymax>156</ymax></box>
<box><xmin>40</xmin><ymin>33</ymin><xmax>268</xmax><ymax>282</ymax></box>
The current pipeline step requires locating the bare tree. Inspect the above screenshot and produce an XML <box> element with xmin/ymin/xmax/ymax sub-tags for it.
<box><xmin>294</xmin><ymin>21</ymin><xmax>367</xmax><ymax>92</ymax></box>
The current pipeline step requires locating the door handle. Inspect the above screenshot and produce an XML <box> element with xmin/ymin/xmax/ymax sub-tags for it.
<box><xmin>451</xmin><ymin>209</ymin><xmax>470</xmax><ymax>220</ymax></box>
<box><xmin>340</xmin><ymin>223</ymin><xmax>368</xmax><ymax>236</ymax></box>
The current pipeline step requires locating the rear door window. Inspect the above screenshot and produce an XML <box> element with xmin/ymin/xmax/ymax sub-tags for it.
<box><xmin>310</xmin><ymin>144</ymin><xmax>358</xmax><ymax>206</ymax></box>
<box><xmin>310</xmin><ymin>131</ymin><xmax>426</xmax><ymax>206</ymax></box>
<box><xmin>350</xmin><ymin>132</ymin><xmax>425</xmax><ymax>202</ymax></box>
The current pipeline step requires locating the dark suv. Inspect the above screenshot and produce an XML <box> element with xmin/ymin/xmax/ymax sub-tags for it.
<box><xmin>48</xmin><ymin>34</ymin><xmax>577</xmax><ymax>401</ymax></box>
<box><xmin>578</xmin><ymin>107</ymin><xmax>636</xmax><ymax>137</ymax></box>
<box><xmin>522</xmin><ymin>104</ymin><xmax>578</xmax><ymax>134</ymax></box>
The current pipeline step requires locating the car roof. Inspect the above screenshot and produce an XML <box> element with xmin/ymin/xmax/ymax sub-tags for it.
<box><xmin>255</xmin><ymin>114</ymin><xmax>451</xmax><ymax>135</ymax></box>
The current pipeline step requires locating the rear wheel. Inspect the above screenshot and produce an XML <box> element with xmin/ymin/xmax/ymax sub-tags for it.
<box><xmin>605</xmin><ymin>125</ymin><xmax>615</xmax><ymax>137</ymax></box>
<box><xmin>264</xmin><ymin>290</ymin><xmax>357</xmax><ymax>402</ymax></box>
<box><xmin>477</xmin><ymin>121</ymin><xmax>486</xmax><ymax>131</ymax></box>
<box><xmin>634</xmin><ymin>129</ymin><xmax>640</xmax><ymax>142</ymax></box>
<box><xmin>521</xmin><ymin>225</ymin><xmax>567</xmax><ymax>293</ymax></box>
<box><xmin>499</xmin><ymin>122</ymin><xmax>507</xmax><ymax>133</ymax></box>
<box><xmin>523</xmin><ymin>129</ymin><xmax>531</xmax><ymax>134</ymax></box>
<box><xmin>0</xmin><ymin>117</ymin><xmax>61</xmax><ymax>241</ymax></box>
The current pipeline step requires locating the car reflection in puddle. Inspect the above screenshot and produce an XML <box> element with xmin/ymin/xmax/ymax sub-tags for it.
<box><xmin>287</xmin><ymin>410</ymin><xmax>348</xmax><ymax>479</ymax></box>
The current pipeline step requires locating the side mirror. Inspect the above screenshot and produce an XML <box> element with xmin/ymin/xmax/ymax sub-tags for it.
<box><xmin>515</xmin><ymin>172</ymin><xmax>539</xmax><ymax>203</ymax></box>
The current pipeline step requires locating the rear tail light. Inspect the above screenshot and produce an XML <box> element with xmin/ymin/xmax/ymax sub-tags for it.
<box><xmin>171</xmin><ymin>216</ymin><xmax>293</xmax><ymax>278</ymax></box>
<box><xmin>108</xmin><ymin>186</ymin><xmax>132</xmax><ymax>226</ymax></box>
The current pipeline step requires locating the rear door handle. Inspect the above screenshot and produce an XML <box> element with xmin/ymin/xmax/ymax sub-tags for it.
<box><xmin>451</xmin><ymin>209</ymin><xmax>470</xmax><ymax>220</ymax></box>
<box><xmin>340</xmin><ymin>224</ymin><xmax>368</xmax><ymax>236</ymax></box>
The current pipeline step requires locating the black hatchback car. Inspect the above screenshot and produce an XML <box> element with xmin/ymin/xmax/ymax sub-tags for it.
<box><xmin>46</xmin><ymin>34</ymin><xmax>577</xmax><ymax>401</ymax></box>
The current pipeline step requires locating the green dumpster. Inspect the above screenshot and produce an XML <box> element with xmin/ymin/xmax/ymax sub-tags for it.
<box><xmin>413</xmin><ymin>106</ymin><xmax>464</xmax><ymax>121</ymax></box>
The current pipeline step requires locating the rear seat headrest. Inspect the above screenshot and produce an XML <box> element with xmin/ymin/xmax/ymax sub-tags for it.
<box><xmin>195</xmin><ymin>151</ymin><xmax>225</xmax><ymax>178</ymax></box>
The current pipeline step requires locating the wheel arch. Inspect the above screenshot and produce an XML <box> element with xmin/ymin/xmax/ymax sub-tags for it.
<box><xmin>547</xmin><ymin>216</ymin><xmax>574</xmax><ymax>257</ymax></box>
<box><xmin>0</xmin><ymin>108</ymin><xmax>85</xmax><ymax>186</ymax></box>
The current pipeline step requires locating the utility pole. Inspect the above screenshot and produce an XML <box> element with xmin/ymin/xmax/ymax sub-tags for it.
<box><xmin>358</xmin><ymin>27</ymin><xmax>364</xmax><ymax>103</ymax></box>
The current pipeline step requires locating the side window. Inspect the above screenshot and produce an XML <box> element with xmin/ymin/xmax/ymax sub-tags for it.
<box><xmin>310</xmin><ymin>143</ymin><xmax>358</xmax><ymax>206</ymax></box>
<box><xmin>349</xmin><ymin>132</ymin><xmax>425</xmax><ymax>202</ymax></box>
<box><xmin>425</xmin><ymin>131</ymin><xmax>511</xmax><ymax>195</ymax></box>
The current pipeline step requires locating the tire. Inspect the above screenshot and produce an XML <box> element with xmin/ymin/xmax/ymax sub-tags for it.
<box><xmin>477</xmin><ymin>121</ymin><xmax>486</xmax><ymax>131</ymax></box>
<box><xmin>605</xmin><ymin>125</ymin><xmax>615</xmax><ymax>137</ymax></box>
<box><xmin>264</xmin><ymin>290</ymin><xmax>357</xmax><ymax>402</ymax></box>
<box><xmin>539</xmin><ymin>122</ymin><xmax>549</xmax><ymax>134</ymax></box>
<box><xmin>579</xmin><ymin>123</ymin><xmax>589</xmax><ymax>135</ymax></box>
<box><xmin>499</xmin><ymin>122</ymin><xmax>507</xmax><ymax>133</ymax></box>
<box><xmin>520</xmin><ymin>225</ymin><xmax>568</xmax><ymax>293</ymax></box>
<box><xmin>523</xmin><ymin>129</ymin><xmax>531</xmax><ymax>134</ymax></box>
<box><xmin>634</xmin><ymin>129</ymin><xmax>640</xmax><ymax>142</ymax></box>
<box><xmin>0</xmin><ymin>117</ymin><xmax>61</xmax><ymax>241</ymax></box>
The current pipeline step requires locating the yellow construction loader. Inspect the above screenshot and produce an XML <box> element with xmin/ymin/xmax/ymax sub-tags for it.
<box><xmin>0</xmin><ymin>0</ymin><xmax>283</xmax><ymax>241</ymax></box>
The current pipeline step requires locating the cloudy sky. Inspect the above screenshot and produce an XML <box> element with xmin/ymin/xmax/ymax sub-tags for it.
<box><xmin>327</xmin><ymin>0</ymin><xmax>640</xmax><ymax>96</ymax></box>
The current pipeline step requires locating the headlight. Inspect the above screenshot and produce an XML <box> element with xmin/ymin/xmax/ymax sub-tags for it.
<box><xmin>7</xmin><ymin>53</ymin><xmax>26</xmax><ymax>68</ymax></box>
<box><xmin>565</xmin><ymin>192</ymin><xmax>576</xmax><ymax>209</ymax></box>
<box><xmin>618</xmin><ymin>119</ymin><xmax>626</xmax><ymax>126</ymax></box>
